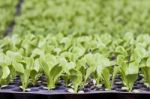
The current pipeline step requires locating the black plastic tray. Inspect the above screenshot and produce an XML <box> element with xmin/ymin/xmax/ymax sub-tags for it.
<box><xmin>0</xmin><ymin>91</ymin><xmax>150</xmax><ymax>99</ymax></box>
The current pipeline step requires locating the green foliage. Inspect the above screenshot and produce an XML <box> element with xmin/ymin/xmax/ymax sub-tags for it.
<box><xmin>13</xmin><ymin>0</ymin><xmax>150</xmax><ymax>36</ymax></box>
<box><xmin>0</xmin><ymin>32</ymin><xmax>149</xmax><ymax>92</ymax></box>
<box><xmin>0</xmin><ymin>0</ymin><xmax>18</xmax><ymax>37</ymax></box>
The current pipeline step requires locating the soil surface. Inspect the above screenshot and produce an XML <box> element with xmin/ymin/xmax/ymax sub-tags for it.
<box><xmin>0</xmin><ymin>74</ymin><xmax>150</xmax><ymax>94</ymax></box>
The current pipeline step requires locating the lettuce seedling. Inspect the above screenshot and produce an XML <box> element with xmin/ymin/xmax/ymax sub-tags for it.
<box><xmin>21</xmin><ymin>34</ymin><xmax>39</xmax><ymax>56</ymax></box>
<box><xmin>125</xmin><ymin>61</ymin><xmax>139</xmax><ymax>91</ymax></box>
<box><xmin>82</xmin><ymin>53</ymin><xmax>112</xmax><ymax>89</ymax></box>
<box><xmin>69</xmin><ymin>69</ymin><xmax>83</xmax><ymax>92</ymax></box>
<box><xmin>84</xmin><ymin>53</ymin><xmax>97</xmax><ymax>82</ymax></box>
<box><xmin>0</xmin><ymin>53</ymin><xmax>11</xmax><ymax>85</ymax></box>
<box><xmin>96</xmin><ymin>54</ymin><xmax>111</xmax><ymax>89</ymax></box>
<box><xmin>39</xmin><ymin>54</ymin><xmax>63</xmax><ymax>89</ymax></box>
<box><xmin>12</xmin><ymin>57</ymin><xmax>35</xmax><ymax>91</ymax></box>
<box><xmin>114</xmin><ymin>55</ymin><xmax>139</xmax><ymax>91</ymax></box>
<box><xmin>57</xmin><ymin>56</ymin><xmax>75</xmax><ymax>85</ymax></box>
<box><xmin>114</xmin><ymin>46</ymin><xmax>139</xmax><ymax>91</ymax></box>
<box><xmin>30</xmin><ymin>59</ymin><xmax>41</xmax><ymax>85</ymax></box>
<box><xmin>141</xmin><ymin>57</ymin><xmax>150</xmax><ymax>87</ymax></box>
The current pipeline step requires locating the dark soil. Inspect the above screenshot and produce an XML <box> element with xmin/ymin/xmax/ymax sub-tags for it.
<box><xmin>0</xmin><ymin>74</ymin><xmax>150</xmax><ymax>94</ymax></box>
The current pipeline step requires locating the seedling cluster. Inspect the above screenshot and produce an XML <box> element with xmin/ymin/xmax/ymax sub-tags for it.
<box><xmin>0</xmin><ymin>33</ymin><xmax>150</xmax><ymax>92</ymax></box>
<box><xmin>0</xmin><ymin>0</ymin><xmax>150</xmax><ymax>93</ymax></box>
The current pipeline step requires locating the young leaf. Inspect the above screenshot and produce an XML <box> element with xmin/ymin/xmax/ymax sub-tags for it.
<box><xmin>12</xmin><ymin>61</ymin><xmax>24</xmax><ymax>74</ymax></box>
<box><xmin>125</xmin><ymin>62</ymin><xmax>139</xmax><ymax>91</ymax></box>
<box><xmin>102</xmin><ymin>68</ymin><xmax>111</xmax><ymax>89</ymax></box>
<box><xmin>69</xmin><ymin>69</ymin><xmax>83</xmax><ymax>92</ymax></box>
<box><xmin>48</xmin><ymin>65</ymin><xmax>63</xmax><ymax>89</ymax></box>
<box><xmin>39</xmin><ymin>58</ymin><xmax>49</xmax><ymax>76</ymax></box>
<box><xmin>1</xmin><ymin>66</ymin><xmax>10</xmax><ymax>79</ymax></box>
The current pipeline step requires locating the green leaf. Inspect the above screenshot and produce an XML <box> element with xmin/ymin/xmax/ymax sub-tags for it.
<box><xmin>116</xmin><ymin>55</ymin><xmax>126</xmax><ymax>66</ymax></box>
<box><xmin>115</xmin><ymin>46</ymin><xmax>127</xmax><ymax>56</ymax></box>
<box><xmin>59</xmin><ymin>57</ymin><xmax>75</xmax><ymax>74</ymax></box>
<box><xmin>30</xmin><ymin>70</ymin><xmax>38</xmax><ymax>85</ymax></box>
<box><xmin>12</xmin><ymin>61</ymin><xmax>24</xmax><ymax>74</ymax></box>
<box><xmin>133</xmin><ymin>46</ymin><xmax>146</xmax><ymax>60</ymax></box>
<box><xmin>39</xmin><ymin>58</ymin><xmax>49</xmax><ymax>76</ymax></box>
<box><xmin>34</xmin><ymin>59</ymin><xmax>40</xmax><ymax>72</ymax></box>
<box><xmin>126</xmin><ymin>62</ymin><xmax>139</xmax><ymax>75</ymax></box>
<box><xmin>112</xmin><ymin>66</ymin><xmax>120</xmax><ymax>83</ymax></box>
<box><xmin>71</xmin><ymin>46</ymin><xmax>85</xmax><ymax>61</ymax></box>
<box><xmin>146</xmin><ymin>57</ymin><xmax>150</xmax><ymax>67</ymax></box>
<box><xmin>20</xmin><ymin>69</ymin><xmax>31</xmax><ymax>91</ymax></box>
<box><xmin>2</xmin><ymin>66</ymin><xmax>10</xmax><ymax>79</ymax></box>
<box><xmin>48</xmin><ymin>65</ymin><xmax>63</xmax><ymax>89</ymax></box>
<box><xmin>85</xmin><ymin>53</ymin><xmax>96</xmax><ymax>67</ymax></box>
<box><xmin>101</xmin><ymin>34</ymin><xmax>112</xmax><ymax>45</ymax></box>
<box><xmin>51</xmin><ymin>65</ymin><xmax>63</xmax><ymax>82</ymax></box>
<box><xmin>0</xmin><ymin>53</ymin><xmax>10</xmax><ymax>66</ymax></box>
<box><xmin>126</xmin><ymin>74</ymin><xmax>138</xmax><ymax>91</ymax></box>
<box><xmin>45</xmin><ymin>54</ymin><xmax>58</xmax><ymax>67</ymax></box>
<box><xmin>25</xmin><ymin>57</ymin><xmax>34</xmax><ymax>70</ymax></box>
<box><xmin>31</xmin><ymin>48</ymin><xmax>45</xmax><ymax>58</ymax></box>
<box><xmin>69</xmin><ymin>69</ymin><xmax>82</xmax><ymax>92</ymax></box>
<box><xmin>125</xmin><ymin>62</ymin><xmax>139</xmax><ymax>91</ymax></box>
<box><xmin>6</xmin><ymin>51</ymin><xmax>22</xmax><ymax>62</ymax></box>
<box><xmin>85</xmin><ymin>66</ymin><xmax>96</xmax><ymax>81</ymax></box>
<box><xmin>102</xmin><ymin>68</ymin><xmax>111</xmax><ymax>89</ymax></box>
<box><xmin>141</xmin><ymin>67</ymin><xmax>150</xmax><ymax>87</ymax></box>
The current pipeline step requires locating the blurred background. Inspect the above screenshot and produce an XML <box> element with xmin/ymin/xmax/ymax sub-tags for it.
<box><xmin>0</xmin><ymin>0</ymin><xmax>150</xmax><ymax>37</ymax></box>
